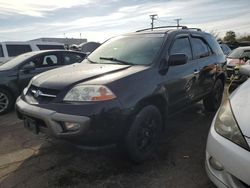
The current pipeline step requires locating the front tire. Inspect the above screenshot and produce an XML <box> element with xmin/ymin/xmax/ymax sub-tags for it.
<box><xmin>0</xmin><ymin>89</ymin><xmax>14</xmax><ymax>115</ymax></box>
<box><xmin>123</xmin><ymin>105</ymin><xmax>163</xmax><ymax>163</ymax></box>
<box><xmin>203</xmin><ymin>79</ymin><xmax>224</xmax><ymax>112</ymax></box>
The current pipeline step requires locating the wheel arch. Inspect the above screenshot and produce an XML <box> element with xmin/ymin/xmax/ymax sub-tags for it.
<box><xmin>133</xmin><ymin>93</ymin><xmax>169</xmax><ymax>127</ymax></box>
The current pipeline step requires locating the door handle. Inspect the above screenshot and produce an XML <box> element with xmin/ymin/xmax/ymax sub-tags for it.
<box><xmin>193</xmin><ymin>70</ymin><xmax>200</xmax><ymax>75</ymax></box>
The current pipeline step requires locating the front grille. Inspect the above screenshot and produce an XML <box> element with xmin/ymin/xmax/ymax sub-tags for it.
<box><xmin>26</xmin><ymin>85</ymin><xmax>60</xmax><ymax>104</ymax></box>
<box><xmin>226</xmin><ymin>66</ymin><xmax>235</xmax><ymax>79</ymax></box>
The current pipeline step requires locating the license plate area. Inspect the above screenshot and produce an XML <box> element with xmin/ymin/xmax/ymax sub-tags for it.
<box><xmin>24</xmin><ymin>117</ymin><xmax>39</xmax><ymax>134</ymax></box>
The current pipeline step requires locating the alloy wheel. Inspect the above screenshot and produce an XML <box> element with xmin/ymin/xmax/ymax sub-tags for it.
<box><xmin>0</xmin><ymin>92</ymin><xmax>9</xmax><ymax>113</ymax></box>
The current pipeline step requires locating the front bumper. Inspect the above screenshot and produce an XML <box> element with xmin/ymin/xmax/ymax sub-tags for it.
<box><xmin>206</xmin><ymin>115</ymin><xmax>250</xmax><ymax>188</ymax></box>
<box><xmin>16</xmin><ymin>96</ymin><xmax>126</xmax><ymax>146</ymax></box>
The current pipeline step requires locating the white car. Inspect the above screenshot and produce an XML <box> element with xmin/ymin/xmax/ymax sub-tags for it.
<box><xmin>0</xmin><ymin>41</ymin><xmax>65</xmax><ymax>64</ymax></box>
<box><xmin>206</xmin><ymin>65</ymin><xmax>250</xmax><ymax>187</ymax></box>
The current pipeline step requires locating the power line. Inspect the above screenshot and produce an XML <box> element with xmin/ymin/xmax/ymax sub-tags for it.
<box><xmin>149</xmin><ymin>14</ymin><xmax>158</xmax><ymax>30</ymax></box>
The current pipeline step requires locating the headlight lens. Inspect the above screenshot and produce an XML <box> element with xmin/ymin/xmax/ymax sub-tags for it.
<box><xmin>64</xmin><ymin>85</ymin><xmax>116</xmax><ymax>102</ymax></box>
<box><xmin>214</xmin><ymin>100</ymin><xmax>250</xmax><ymax>150</ymax></box>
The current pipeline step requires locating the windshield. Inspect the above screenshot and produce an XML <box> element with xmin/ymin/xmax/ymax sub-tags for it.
<box><xmin>0</xmin><ymin>52</ymin><xmax>35</xmax><ymax>70</ymax></box>
<box><xmin>228</xmin><ymin>48</ymin><xmax>244</xmax><ymax>59</ymax></box>
<box><xmin>85</xmin><ymin>35</ymin><xmax>164</xmax><ymax>65</ymax></box>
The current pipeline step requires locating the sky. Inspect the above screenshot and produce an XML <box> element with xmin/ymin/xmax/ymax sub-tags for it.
<box><xmin>0</xmin><ymin>0</ymin><xmax>249</xmax><ymax>43</ymax></box>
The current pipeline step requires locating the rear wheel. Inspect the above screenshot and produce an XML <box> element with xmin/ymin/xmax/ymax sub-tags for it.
<box><xmin>0</xmin><ymin>89</ymin><xmax>14</xmax><ymax>115</ymax></box>
<box><xmin>123</xmin><ymin>105</ymin><xmax>163</xmax><ymax>163</ymax></box>
<box><xmin>203</xmin><ymin>79</ymin><xmax>224</xmax><ymax>112</ymax></box>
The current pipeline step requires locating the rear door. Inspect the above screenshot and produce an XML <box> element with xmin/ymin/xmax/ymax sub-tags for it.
<box><xmin>164</xmin><ymin>34</ymin><xmax>201</xmax><ymax>112</ymax></box>
<box><xmin>190</xmin><ymin>35</ymin><xmax>216</xmax><ymax>96</ymax></box>
<box><xmin>18</xmin><ymin>52</ymin><xmax>63</xmax><ymax>91</ymax></box>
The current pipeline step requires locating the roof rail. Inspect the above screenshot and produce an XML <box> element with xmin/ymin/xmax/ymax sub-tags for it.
<box><xmin>184</xmin><ymin>27</ymin><xmax>202</xmax><ymax>31</ymax></box>
<box><xmin>136</xmin><ymin>26</ymin><xmax>201</xmax><ymax>32</ymax></box>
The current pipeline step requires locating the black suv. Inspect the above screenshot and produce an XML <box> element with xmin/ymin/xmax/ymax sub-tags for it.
<box><xmin>16</xmin><ymin>26</ymin><xmax>226</xmax><ymax>162</ymax></box>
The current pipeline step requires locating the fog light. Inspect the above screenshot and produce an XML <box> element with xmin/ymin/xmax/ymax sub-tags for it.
<box><xmin>209</xmin><ymin>157</ymin><xmax>224</xmax><ymax>171</ymax></box>
<box><xmin>64</xmin><ymin>122</ymin><xmax>81</xmax><ymax>131</ymax></box>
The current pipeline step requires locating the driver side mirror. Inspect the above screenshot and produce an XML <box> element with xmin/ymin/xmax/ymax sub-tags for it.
<box><xmin>21</xmin><ymin>63</ymin><xmax>36</xmax><ymax>73</ymax></box>
<box><xmin>168</xmin><ymin>54</ymin><xmax>188</xmax><ymax>66</ymax></box>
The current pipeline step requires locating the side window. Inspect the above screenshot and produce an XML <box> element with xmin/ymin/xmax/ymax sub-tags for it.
<box><xmin>170</xmin><ymin>37</ymin><xmax>192</xmax><ymax>60</ymax></box>
<box><xmin>63</xmin><ymin>53</ymin><xmax>84</xmax><ymax>65</ymax></box>
<box><xmin>41</xmin><ymin>54</ymin><xmax>59</xmax><ymax>67</ymax></box>
<box><xmin>0</xmin><ymin>45</ymin><xmax>3</xmax><ymax>57</ymax></box>
<box><xmin>191</xmin><ymin>38</ymin><xmax>211</xmax><ymax>59</ymax></box>
<box><xmin>6</xmin><ymin>44</ymin><xmax>32</xmax><ymax>57</ymax></box>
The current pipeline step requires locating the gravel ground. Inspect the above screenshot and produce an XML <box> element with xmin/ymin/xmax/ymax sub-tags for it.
<box><xmin>0</xmin><ymin>101</ymin><xmax>217</xmax><ymax>188</ymax></box>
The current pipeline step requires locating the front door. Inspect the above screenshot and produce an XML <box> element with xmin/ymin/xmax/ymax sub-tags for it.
<box><xmin>163</xmin><ymin>35</ymin><xmax>201</xmax><ymax>113</ymax></box>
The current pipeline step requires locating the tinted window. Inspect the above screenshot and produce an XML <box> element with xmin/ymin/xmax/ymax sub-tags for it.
<box><xmin>62</xmin><ymin>52</ymin><xmax>85</xmax><ymax>65</ymax></box>
<box><xmin>0</xmin><ymin>45</ymin><xmax>3</xmax><ymax>57</ymax></box>
<box><xmin>191</xmin><ymin>38</ymin><xmax>211</xmax><ymax>59</ymax></box>
<box><xmin>6</xmin><ymin>44</ymin><xmax>32</xmax><ymax>57</ymax></box>
<box><xmin>22</xmin><ymin>54</ymin><xmax>60</xmax><ymax>69</ymax></box>
<box><xmin>170</xmin><ymin>37</ymin><xmax>192</xmax><ymax>60</ymax></box>
<box><xmin>205</xmin><ymin>35</ymin><xmax>223</xmax><ymax>55</ymax></box>
<box><xmin>37</xmin><ymin>45</ymin><xmax>64</xmax><ymax>50</ymax></box>
<box><xmin>220</xmin><ymin>44</ymin><xmax>231</xmax><ymax>55</ymax></box>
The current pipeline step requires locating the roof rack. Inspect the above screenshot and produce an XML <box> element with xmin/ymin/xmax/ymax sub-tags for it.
<box><xmin>136</xmin><ymin>26</ymin><xmax>201</xmax><ymax>32</ymax></box>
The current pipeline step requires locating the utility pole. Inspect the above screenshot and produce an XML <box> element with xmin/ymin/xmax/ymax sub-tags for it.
<box><xmin>149</xmin><ymin>14</ymin><xmax>158</xmax><ymax>30</ymax></box>
<box><xmin>174</xmin><ymin>18</ymin><xmax>182</xmax><ymax>28</ymax></box>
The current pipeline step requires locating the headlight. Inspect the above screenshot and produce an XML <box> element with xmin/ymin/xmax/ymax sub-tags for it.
<box><xmin>214</xmin><ymin>100</ymin><xmax>250</xmax><ymax>150</ymax></box>
<box><xmin>64</xmin><ymin>85</ymin><xmax>116</xmax><ymax>102</ymax></box>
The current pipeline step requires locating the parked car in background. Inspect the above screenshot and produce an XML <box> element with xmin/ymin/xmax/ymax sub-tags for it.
<box><xmin>0</xmin><ymin>50</ymin><xmax>86</xmax><ymax>114</ymax></box>
<box><xmin>206</xmin><ymin>65</ymin><xmax>250</xmax><ymax>188</ymax></box>
<box><xmin>0</xmin><ymin>41</ymin><xmax>65</xmax><ymax>64</ymax></box>
<box><xmin>226</xmin><ymin>46</ymin><xmax>250</xmax><ymax>80</ymax></box>
<box><xmin>220</xmin><ymin>43</ymin><xmax>232</xmax><ymax>56</ymax></box>
<box><xmin>79</xmin><ymin>42</ymin><xmax>101</xmax><ymax>53</ymax></box>
<box><xmin>16</xmin><ymin>26</ymin><xmax>226</xmax><ymax>162</ymax></box>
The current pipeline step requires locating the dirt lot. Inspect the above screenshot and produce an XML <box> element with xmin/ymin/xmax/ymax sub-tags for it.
<box><xmin>0</xmin><ymin>101</ymin><xmax>217</xmax><ymax>188</ymax></box>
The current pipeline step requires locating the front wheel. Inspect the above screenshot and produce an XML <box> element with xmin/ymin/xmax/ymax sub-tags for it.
<box><xmin>123</xmin><ymin>105</ymin><xmax>163</xmax><ymax>163</ymax></box>
<box><xmin>0</xmin><ymin>89</ymin><xmax>14</xmax><ymax>115</ymax></box>
<box><xmin>203</xmin><ymin>79</ymin><xmax>224</xmax><ymax>112</ymax></box>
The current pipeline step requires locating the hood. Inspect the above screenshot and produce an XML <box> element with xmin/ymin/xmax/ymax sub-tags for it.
<box><xmin>32</xmin><ymin>63</ymin><xmax>131</xmax><ymax>90</ymax></box>
<box><xmin>227</xmin><ymin>58</ymin><xmax>245</xmax><ymax>66</ymax></box>
<box><xmin>230</xmin><ymin>79</ymin><xmax>250</xmax><ymax>137</ymax></box>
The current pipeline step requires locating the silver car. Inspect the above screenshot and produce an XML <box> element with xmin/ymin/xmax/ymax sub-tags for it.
<box><xmin>206</xmin><ymin>65</ymin><xmax>250</xmax><ymax>187</ymax></box>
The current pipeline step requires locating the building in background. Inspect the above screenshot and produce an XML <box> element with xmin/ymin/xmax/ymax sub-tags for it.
<box><xmin>30</xmin><ymin>37</ymin><xmax>87</xmax><ymax>46</ymax></box>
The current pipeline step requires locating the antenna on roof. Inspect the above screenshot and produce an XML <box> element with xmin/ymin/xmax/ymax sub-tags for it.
<box><xmin>174</xmin><ymin>18</ymin><xmax>182</xmax><ymax>29</ymax></box>
<box><xmin>149</xmin><ymin>14</ymin><xmax>158</xmax><ymax>31</ymax></box>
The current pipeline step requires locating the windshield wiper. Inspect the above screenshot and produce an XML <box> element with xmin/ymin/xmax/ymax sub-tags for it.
<box><xmin>99</xmin><ymin>57</ymin><xmax>133</xmax><ymax>65</ymax></box>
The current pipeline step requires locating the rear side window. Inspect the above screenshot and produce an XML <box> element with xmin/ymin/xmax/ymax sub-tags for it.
<box><xmin>37</xmin><ymin>45</ymin><xmax>64</xmax><ymax>50</ymax></box>
<box><xmin>191</xmin><ymin>38</ymin><xmax>211</xmax><ymax>59</ymax></box>
<box><xmin>62</xmin><ymin>52</ymin><xmax>85</xmax><ymax>65</ymax></box>
<box><xmin>205</xmin><ymin>35</ymin><xmax>223</xmax><ymax>56</ymax></box>
<box><xmin>0</xmin><ymin>45</ymin><xmax>3</xmax><ymax>57</ymax></box>
<box><xmin>170</xmin><ymin>37</ymin><xmax>192</xmax><ymax>60</ymax></box>
<box><xmin>6</xmin><ymin>44</ymin><xmax>32</xmax><ymax>57</ymax></box>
